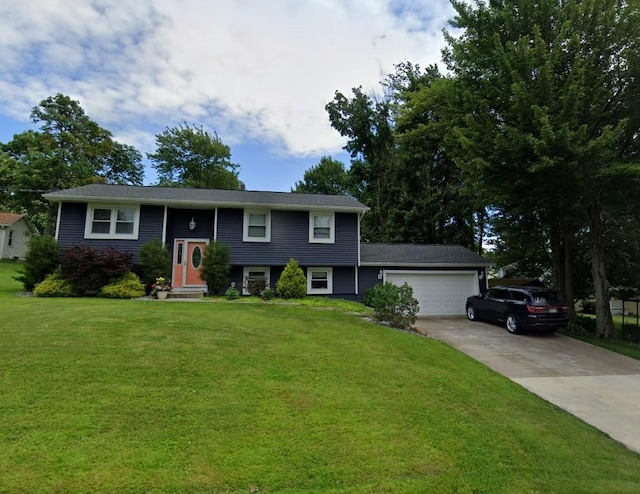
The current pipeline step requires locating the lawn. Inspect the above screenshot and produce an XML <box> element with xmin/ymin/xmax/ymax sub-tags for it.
<box><xmin>2</xmin><ymin>261</ymin><xmax>640</xmax><ymax>493</ymax></box>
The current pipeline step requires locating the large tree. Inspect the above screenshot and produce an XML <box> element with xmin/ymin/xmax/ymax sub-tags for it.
<box><xmin>444</xmin><ymin>0</ymin><xmax>640</xmax><ymax>336</ymax></box>
<box><xmin>147</xmin><ymin>123</ymin><xmax>242</xmax><ymax>190</ymax></box>
<box><xmin>2</xmin><ymin>94</ymin><xmax>143</xmax><ymax>234</ymax></box>
<box><xmin>292</xmin><ymin>156</ymin><xmax>350</xmax><ymax>195</ymax></box>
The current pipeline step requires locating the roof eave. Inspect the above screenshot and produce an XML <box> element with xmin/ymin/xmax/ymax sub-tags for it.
<box><xmin>360</xmin><ymin>262</ymin><xmax>493</xmax><ymax>268</ymax></box>
<box><xmin>43</xmin><ymin>193</ymin><xmax>369</xmax><ymax>213</ymax></box>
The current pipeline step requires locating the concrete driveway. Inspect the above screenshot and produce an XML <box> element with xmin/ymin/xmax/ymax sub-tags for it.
<box><xmin>414</xmin><ymin>316</ymin><xmax>640</xmax><ymax>454</ymax></box>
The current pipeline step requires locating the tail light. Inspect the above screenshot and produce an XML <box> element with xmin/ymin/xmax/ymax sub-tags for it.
<box><xmin>527</xmin><ymin>305</ymin><xmax>568</xmax><ymax>314</ymax></box>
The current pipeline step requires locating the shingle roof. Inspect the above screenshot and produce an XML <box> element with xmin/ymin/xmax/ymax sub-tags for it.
<box><xmin>360</xmin><ymin>243</ymin><xmax>491</xmax><ymax>266</ymax></box>
<box><xmin>0</xmin><ymin>213</ymin><xmax>24</xmax><ymax>226</ymax></box>
<box><xmin>43</xmin><ymin>184</ymin><xmax>369</xmax><ymax>212</ymax></box>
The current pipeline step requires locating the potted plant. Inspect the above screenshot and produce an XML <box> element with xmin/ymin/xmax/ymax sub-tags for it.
<box><xmin>151</xmin><ymin>277</ymin><xmax>171</xmax><ymax>299</ymax></box>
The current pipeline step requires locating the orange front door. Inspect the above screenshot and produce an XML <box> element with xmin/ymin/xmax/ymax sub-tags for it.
<box><xmin>173</xmin><ymin>240</ymin><xmax>207</xmax><ymax>288</ymax></box>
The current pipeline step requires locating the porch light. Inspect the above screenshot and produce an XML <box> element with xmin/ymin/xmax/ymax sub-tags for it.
<box><xmin>378</xmin><ymin>269</ymin><xmax>383</xmax><ymax>280</ymax></box>
<box><xmin>189</xmin><ymin>217</ymin><xmax>196</xmax><ymax>230</ymax></box>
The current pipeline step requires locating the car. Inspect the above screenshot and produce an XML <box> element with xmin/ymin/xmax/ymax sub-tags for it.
<box><xmin>465</xmin><ymin>285</ymin><xmax>568</xmax><ymax>334</ymax></box>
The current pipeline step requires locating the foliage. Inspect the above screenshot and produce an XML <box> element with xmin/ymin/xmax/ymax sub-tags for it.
<box><xmin>15</xmin><ymin>235</ymin><xmax>59</xmax><ymax>291</ymax></box>
<box><xmin>200</xmin><ymin>241</ymin><xmax>231</xmax><ymax>295</ymax></box>
<box><xmin>245</xmin><ymin>275</ymin><xmax>268</xmax><ymax>296</ymax></box>
<box><xmin>443</xmin><ymin>0</ymin><xmax>640</xmax><ymax>337</ymax></box>
<box><xmin>33</xmin><ymin>272</ymin><xmax>75</xmax><ymax>297</ymax></box>
<box><xmin>1</xmin><ymin>94</ymin><xmax>143</xmax><ymax>234</ymax></box>
<box><xmin>581</xmin><ymin>300</ymin><xmax>596</xmax><ymax>315</ymax></box>
<box><xmin>60</xmin><ymin>245</ymin><xmax>133</xmax><ymax>295</ymax></box>
<box><xmin>150</xmin><ymin>277</ymin><xmax>172</xmax><ymax>296</ymax></box>
<box><xmin>292</xmin><ymin>156</ymin><xmax>350</xmax><ymax>195</ymax></box>
<box><xmin>365</xmin><ymin>282</ymin><xmax>419</xmax><ymax>330</ymax></box>
<box><xmin>147</xmin><ymin>123</ymin><xmax>242</xmax><ymax>190</ymax></box>
<box><xmin>138</xmin><ymin>239</ymin><xmax>171</xmax><ymax>288</ymax></box>
<box><xmin>225</xmin><ymin>286</ymin><xmax>240</xmax><ymax>300</ymax></box>
<box><xmin>260</xmin><ymin>287</ymin><xmax>274</xmax><ymax>300</ymax></box>
<box><xmin>98</xmin><ymin>272</ymin><xmax>146</xmax><ymax>299</ymax></box>
<box><xmin>275</xmin><ymin>258</ymin><xmax>307</xmax><ymax>299</ymax></box>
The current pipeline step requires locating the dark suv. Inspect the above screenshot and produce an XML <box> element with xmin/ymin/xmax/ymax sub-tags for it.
<box><xmin>465</xmin><ymin>286</ymin><xmax>568</xmax><ymax>334</ymax></box>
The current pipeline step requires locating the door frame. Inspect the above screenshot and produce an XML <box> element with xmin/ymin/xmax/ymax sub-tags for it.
<box><xmin>172</xmin><ymin>238</ymin><xmax>209</xmax><ymax>289</ymax></box>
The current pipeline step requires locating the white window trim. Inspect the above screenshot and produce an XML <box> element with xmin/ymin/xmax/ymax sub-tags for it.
<box><xmin>243</xmin><ymin>209</ymin><xmax>271</xmax><ymax>242</ymax></box>
<box><xmin>84</xmin><ymin>204</ymin><xmax>140</xmax><ymax>240</ymax></box>
<box><xmin>242</xmin><ymin>266</ymin><xmax>271</xmax><ymax>295</ymax></box>
<box><xmin>309</xmin><ymin>211</ymin><xmax>335</xmax><ymax>244</ymax></box>
<box><xmin>307</xmin><ymin>267</ymin><xmax>333</xmax><ymax>295</ymax></box>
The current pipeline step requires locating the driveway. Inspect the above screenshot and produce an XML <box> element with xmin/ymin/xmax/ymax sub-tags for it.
<box><xmin>414</xmin><ymin>316</ymin><xmax>640</xmax><ymax>454</ymax></box>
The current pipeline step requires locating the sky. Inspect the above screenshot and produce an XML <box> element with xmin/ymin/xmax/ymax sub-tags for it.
<box><xmin>0</xmin><ymin>0</ymin><xmax>456</xmax><ymax>192</ymax></box>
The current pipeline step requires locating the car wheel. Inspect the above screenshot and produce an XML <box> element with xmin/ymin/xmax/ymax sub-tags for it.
<box><xmin>466</xmin><ymin>304</ymin><xmax>477</xmax><ymax>321</ymax></box>
<box><xmin>505</xmin><ymin>313</ymin><xmax>521</xmax><ymax>334</ymax></box>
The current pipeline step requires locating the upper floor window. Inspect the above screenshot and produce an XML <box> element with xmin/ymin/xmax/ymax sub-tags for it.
<box><xmin>85</xmin><ymin>205</ymin><xmax>140</xmax><ymax>240</ymax></box>
<box><xmin>309</xmin><ymin>211</ymin><xmax>335</xmax><ymax>243</ymax></box>
<box><xmin>243</xmin><ymin>210</ymin><xmax>271</xmax><ymax>242</ymax></box>
<box><xmin>8</xmin><ymin>230</ymin><xmax>14</xmax><ymax>247</ymax></box>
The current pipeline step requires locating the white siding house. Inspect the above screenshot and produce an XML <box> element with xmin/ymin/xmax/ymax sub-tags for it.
<box><xmin>0</xmin><ymin>213</ymin><xmax>37</xmax><ymax>260</ymax></box>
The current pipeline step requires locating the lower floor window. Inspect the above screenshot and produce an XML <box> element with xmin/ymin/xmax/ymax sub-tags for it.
<box><xmin>243</xmin><ymin>266</ymin><xmax>270</xmax><ymax>295</ymax></box>
<box><xmin>307</xmin><ymin>267</ymin><xmax>333</xmax><ymax>294</ymax></box>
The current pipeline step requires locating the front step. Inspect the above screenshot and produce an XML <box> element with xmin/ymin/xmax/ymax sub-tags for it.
<box><xmin>169</xmin><ymin>290</ymin><xmax>206</xmax><ymax>300</ymax></box>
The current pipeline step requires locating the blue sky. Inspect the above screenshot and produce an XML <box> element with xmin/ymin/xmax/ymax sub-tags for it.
<box><xmin>0</xmin><ymin>0</ymin><xmax>455</xmax><ymax>192</ymax></box>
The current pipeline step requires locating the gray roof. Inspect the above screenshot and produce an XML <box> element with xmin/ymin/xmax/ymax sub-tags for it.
<box><xmin>361</xmin><ymin>243</ymin><xmax>491</xmax><ymax>267</ymax></box>
<box><xmin>44</xmin><ymin>184</ymin><xmax>369</xmax><ymax>212</ymax></box>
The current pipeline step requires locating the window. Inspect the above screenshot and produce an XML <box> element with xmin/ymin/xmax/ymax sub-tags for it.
<box><xmin>242</xmin><ymin>266</ymin><xmax>270</xmax><ymax>295</ymax></box>
<box><xmin>243</xmin><ymin>210</ymin><xmax>271</xmax><ymax>242</ymax></box>
<box><xmin>307</xmin><ymin>267</ymin><xmax>333</xmax><ymax>295</ymax></box>
<box><xmin>8</xmin><ymin>230</ymin><xmax>14</xmax><ymax>247</ymax></box>
<box><xmin>309</xmin><ymin>212</ymin><xmax>335</xmax><ymax>243</ymax></box>
<box><xmin>85</xmin><ymin>205</ymin><xmax>140</xmax><ymax>239</ymax></box>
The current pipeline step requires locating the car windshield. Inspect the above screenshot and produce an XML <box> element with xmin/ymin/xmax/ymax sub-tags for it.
<box><xmin>531</xmin><ymin>291</ymin><xmax>564</xmax><ymax>306</ymax></box>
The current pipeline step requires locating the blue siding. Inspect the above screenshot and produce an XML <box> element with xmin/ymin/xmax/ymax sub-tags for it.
<box><xmin>217</xmin><ymin>208</ymin><xmax>358</xmax><ymax>266</ymax></box>
<box><xmin>57</xmin><ymin>203</ymin><xmax>164</xmax><ymax>261</ymax></box>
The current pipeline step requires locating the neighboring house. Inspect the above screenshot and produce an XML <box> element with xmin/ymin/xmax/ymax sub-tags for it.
<box><xmin>44</xmin><ymin>184</ymin><xmax>490</xmax><ymax>315</ymax></box>
<box><xmin>0</xmin><ymin>213</ymin><xmax>37</xmax><ymax>260</ymax></box>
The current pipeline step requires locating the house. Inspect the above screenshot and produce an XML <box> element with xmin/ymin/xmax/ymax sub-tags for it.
<box><xmin>0</xmin><ymin>213</ymin><xmax>37</xmax><ymax>260</ymax></box>
<box><xmin>44</xmin><ymin>184</ymin><xmax>490</xmax><ymax>315</ymax></box>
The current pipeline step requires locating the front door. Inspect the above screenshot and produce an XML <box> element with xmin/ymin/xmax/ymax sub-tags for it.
<box><xmin>173</xmin><ymin>239</ymin><xmax>208</xmax><ymax>289</ymax></box>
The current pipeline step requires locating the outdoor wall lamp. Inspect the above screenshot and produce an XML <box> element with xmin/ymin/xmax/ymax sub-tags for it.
<box><xmin>479</xmin><ymin>271</ymin><xmax>485</xmax><ymax>280</ymax></box>
<box><xmin>378</xmin><ymin>269</ymin><xmax>383</xmax><ymax>280</ymax></box>
<box><xmin>189</xmin><ymin>217</ymin><xmax>196</xmax><ymax>230</ymax></box>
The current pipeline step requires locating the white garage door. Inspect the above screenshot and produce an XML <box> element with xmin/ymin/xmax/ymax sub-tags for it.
<box><xmin>385</xmin><ymin>271</ymin><xmax>478</xmax><ymax>316</ymax></box>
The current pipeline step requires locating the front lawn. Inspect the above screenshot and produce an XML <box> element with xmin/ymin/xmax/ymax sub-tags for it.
<box><xmin>2</xmin><ymin>262</ymin><xmax>640</xmax><ymax>492</ymax></box>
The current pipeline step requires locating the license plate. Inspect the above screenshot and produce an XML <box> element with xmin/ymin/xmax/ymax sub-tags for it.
<box><xmin>549</xmin><ymin>308</ymin><xmax>558</xmax><ymax>313</ymax></box>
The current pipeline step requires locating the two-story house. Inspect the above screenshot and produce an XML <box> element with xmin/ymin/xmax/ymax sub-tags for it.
<box><xmin>44</xmin><ymin>184</ymin><xmax>490</xmax><ymax>315</ymax></box>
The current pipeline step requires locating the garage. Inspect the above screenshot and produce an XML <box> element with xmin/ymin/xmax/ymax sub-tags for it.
<box><xmin>385</xmin><ymin>271</ymin><xmax>479</xmax><ymax>316</ymax></box>
<box><xmin>359</xmin><ymin>243</ymin><xmax>490</xmax><ymax>317</ymax></box>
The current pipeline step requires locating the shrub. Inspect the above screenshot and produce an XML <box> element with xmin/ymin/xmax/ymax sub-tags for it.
<box><xmin>16</xmin><ymin>235</ymin><xmax>59</xmax><ymax>291</ymax></box>
<box><xmin>260</xmin><ymin>287</ymin><xmax>275</xmax><ymax>300</ymax></box>
<box><xmin>581</xmin><ymin>299</ymin><xmax>596</xmax><ymax>314</ymax></box>
<box><xmin>365</xmin><ymin>282</ymin><xmax>419</xmax><ymax>330</ymax></box>
<box><xmin>60</xmin><ymin>245</ymin><xmax>133</xmax><ymax>295</ymax></box>
<box><xmin>98</xmin><ymin>272</ymin><xmax>146</xmax><ymax>299</ymax></box>
<box><xmin>200</xmin><ymin>241</ymin><xmax>231</xmax><ymax>295</ymax></box>
<box><xmin>245</xmin><ymin>275</ymin><xmax>268</xmax><ymax>296</ymax></box>
<box><xmin>138</xmin><ymin>239</ymin><xmax>171</xmax><ymax>288</ymax></box>
<box><xmin>33</xmin><ymin>272</ymin><xmax>75</xmax><ymax>297</ymax></box>
<box><xmin>225</xmin><ymin>286</ymin><xmax>240</xmax><ymax>300</ymax></box>
<box><xmin>276</xmin><ymin>258</ymin><xmax>307</xmax><ymax>299</ymax></box>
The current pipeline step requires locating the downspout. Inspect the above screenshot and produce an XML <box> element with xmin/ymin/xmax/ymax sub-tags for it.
<box><xmin>162</xmin><ymin>205</ymin><xmax>168</xmax><ymax>245</ymax></box>
<box><xmin>54</xmin><ymin>203</ymin><xmax>62</xmax><ymax>240</ymax></box>
<box><xmin>0</xmin><ymin>226</ymin><xmax>6</xmax><ymax>260</ymax></box>
<box><xmin>213</xmin><ymin>207</ymin><xmax>218</xmax><ymax>241</ymax></box>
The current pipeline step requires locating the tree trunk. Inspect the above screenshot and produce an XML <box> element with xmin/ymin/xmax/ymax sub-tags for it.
<box><xmin>588</xmin><ymin>204</ymin><xmax>614</xmax><ymax>338</ymax></box>
<box><xmin>564</xmin><ymin>241</ymin><xmax>576</xmax><ymax>321</ymax></box>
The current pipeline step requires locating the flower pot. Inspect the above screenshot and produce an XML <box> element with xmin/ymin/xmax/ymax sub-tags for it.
<box><xmin>157</xmin><ymin>291</ymin><xmax>169</xmax><ymax>300</ymax></box>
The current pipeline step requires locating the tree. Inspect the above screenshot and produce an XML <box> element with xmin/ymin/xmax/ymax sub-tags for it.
<box><xmin>292</xmin><ymin>156</ymin><xmax>350</xmax><ymax>195</ymax></box>
<box><xmin>2</xmin><ymin>94</ymin><xmax>144</xmax><ymax>234</ymax></box>
<box><xmin>148</xmin><ymin>123</ymin><xmax>242</xmax><ymax>190</ymax></box>
<box><xmin>138</xmin><ymin>239</ymin><xmax>171</xmax><ymax>289</ymax></box>
<box><xmin>275</xmin><ymin>259</ymin><xmax>307</xmax><ymax>299</ymax></box>
<box><xmin>326</xmin><ymin>87</ymin><xmax>398</xmax><ymax>241</ymax></box>
<box><xmin>444</xmin><ymin>0</ymin><xmax>640</xmax><ymax>337</ymax></box>
<box><xmin>200</xmin><ymin>241</ymin><xmax>231</xmax><ymax>295</ymax></box>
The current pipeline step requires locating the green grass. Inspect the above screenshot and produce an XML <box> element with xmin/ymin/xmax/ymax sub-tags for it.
<box><xmin>563</xmin><ymin>313</ymin><xmax>640</xmax><ymax>361</ymax></box>
<box><xmin>2</xmin><ymin>262</ymin><xmax>640</xmax><ymax>493</ymax></box>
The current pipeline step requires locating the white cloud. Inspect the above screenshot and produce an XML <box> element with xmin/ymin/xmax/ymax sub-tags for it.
<box><xmin>0</xmin><ymin>0</ymin><xmax>454</xmax><ymax>157</ymax></box>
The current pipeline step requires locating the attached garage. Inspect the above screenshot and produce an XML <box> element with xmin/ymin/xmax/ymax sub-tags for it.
<box><xmin>385</xmin><ymin>270</ymin><xmax>479</xmax><ymax>316</ymax></box>
<box><xmin>359</xmin><ymin>243</ymin><xmax>491</xmax><ymax>317</ymax></box>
